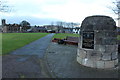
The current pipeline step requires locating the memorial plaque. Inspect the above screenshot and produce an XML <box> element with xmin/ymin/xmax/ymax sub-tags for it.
<box><xmin>82</xmin><ymin>31</ymin><xmax>94</xmax><ymax>49</ymax></box>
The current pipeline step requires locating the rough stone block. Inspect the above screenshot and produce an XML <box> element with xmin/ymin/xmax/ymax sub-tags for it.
<box><xmin>81</xmin><ymin>26</ymin><xmax>93</xmax><ymax>31</ymax></box>
<box><xmin>105</xmin><ymin>45</ymin><xmax>118</xmax><ymax>52</ymax></box>
<box><xmin>78</xmin><ymin>43</ymin><xmax>80</xmax><ymax>47</ymax></box>
<box><xmin>77</xmin><ymin>57</ymin><xmax>82</xmax><ymax>64</ymax></box>
<box><xmin>102</xmin><ymin>53</ymin><xmax>111</xmax><ymax>60</ymax></box>
<box><xmin>86</xmin><ymin>50</ymin><xmax>93</xmax><ymax>59</ymax></box>
<box><xmin>78</xmin><ymin>42</ymin><xmax>82</xmax><ymax>49</ymax></box>
<box><xmin>94</xmin><ymin>31</ymin><xmax>105</xmax><ymax>38</ymax></box>
<box><xmin>86</xmin><ymin>51</ymin><xmax>102</xmax><ymax>60</ymax></box>
<box><xmin>111</xmin><ymin>52</ymin><xmax>118</xmax><ymax>60</ymax></box>
<box><xmin>77</xmin><ymin>49</ymin><xmax>80</xmax><ymax>56</ymax></box>
<box><xmin>92</xmin><ymin>52</ymin><xmax>102</xmax><ymax>60</ymax></box>
<box><xmin>82</xmin><ymin>58</ymin><xmax>96</xmax><ymax>67</ymax></box>
<box><xmin>102</xmin><ymin>37</ymin><xmax>117</xmax><ymax>45</ymax></box>
<box><xmin>96</xmin><ymin>61</ymin><xmax>105</xmax><ymax>69</ymax></box>
<box><xmin>114</xmin><ymin>59</ymin><xmax>118</xmax><ymax>66</ymax></box>
<box><xmin>78</xmin><ymin>49</ymin><xmax>87</xmax><ymax>58</ymax></box>
<box><xmin>86</xmin><ymin>25</ymin><xmax>94</xmax><ymax>30</ymax></box>
<box><xmin>94</xmin><ymin>24</ymin><xmax>104</xmax><ymax>30</ymax></box>
<box><xmin>104</xmin><ymin>61</ymin><xmax>115</xmax><ymax>68</ymax></box>
<box><xmin>105</xmin><ymin>31</ymin><xmax>117</xmax><ymax>37</ymax></box>
<box><xmin>95</xmin><ymin>38</ymin><xmax>102</xmax><ymax>45</ymax></box>
<box><xmin>94</xmin><ymin>45</ymin><xmax>106</xmax><ymax>52</ymax></box>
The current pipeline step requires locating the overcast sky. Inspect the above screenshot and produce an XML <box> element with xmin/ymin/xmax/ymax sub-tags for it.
<box><xmin>0</xmin><ymin>0</ymin><xmax>118</xmax><ymax>26</ymax></box>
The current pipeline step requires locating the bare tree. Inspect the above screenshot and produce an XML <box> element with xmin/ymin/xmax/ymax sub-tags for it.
<box><xmin>56</xmin><ymin>21</ymin><xmax>64</xmax><ymax>33</ymax></box>
<box><xmin>0</xmin><ymin>0</ymin><xmax>10</xmax><ymax>12</ymax></box>
<box><xmin>66</xmin><ymin>22</ymin><xmax>71</xmax><ymax>28</ymax></box>
<box><xmin>51</xmin><ymin>22</ymin><xmax>54</xmax><ymax>26</ymax></box>
<box><xmin>112</xmin><ymin>0</ymin><xmax>120</xmax><ymax>19</ymax></box>
<box><xmin>56</xmin><ymin>21</ymin><xmax>63</xmax><ymax>27</ymax></box>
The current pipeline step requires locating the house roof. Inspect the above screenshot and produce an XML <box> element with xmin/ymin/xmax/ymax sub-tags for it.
<box><xmin>34</xmin><ymin>27</ymin><xmax>47</xmax><ymax>30</ymax></box>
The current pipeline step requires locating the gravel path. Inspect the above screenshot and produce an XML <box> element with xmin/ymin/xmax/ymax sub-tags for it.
<box><xmin>46</xmin><ymin>42</ymin><xmax>118</xmax><ymax>78</ymax></box>
<box><xmin>2</xmin><ymin>33</ymin><xmax>54</xmax><ymax>78</ymax></box>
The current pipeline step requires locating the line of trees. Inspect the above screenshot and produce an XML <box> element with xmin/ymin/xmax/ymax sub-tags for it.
<box><xmin>0</xmin><ymin>0</ymin><xmax>9</xmax><ymax>12</ymax></box>
<box><xmin>51</xmin><ymin>21</ymin><xmax>80</xmax><ymax>28</ymax></box>
<box><xmin>112</xmin><ymin>0</ymin><xmax>120</xmax><ymax>19</ymax></box>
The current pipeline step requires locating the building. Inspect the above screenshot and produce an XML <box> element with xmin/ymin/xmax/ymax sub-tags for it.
<box><xmin>30</xmin><ymin>26</ymin><xmax>47</xmax><ymax>33</ymax></box>
<box><xmin>62</xmin><ymin>28</ymin><xmax>72</xmax><ymax>33</ymax></box>
<box><xmin>2</xmin><ymin>24</ymin><xmax>21</xmax><ymax>33</ymax></box>
<box><xmin>0</xmin><ymin>25</ymin><xmax>2</xmax><ymax>33</ymax></box>
<box><xmin>72</xmin><ymin>27</ymin><xmax>81</xmax><ymax>34</ymax></box>
<box><xmin>62</xmin><ymin>27</ymin><xmax>80</xmax><ymax>34</ymax></box>
<box><xmin>43</xmin><ymin>25</ymin><xmax>63</xmax><ymax>33</ymax></box>
<box><xmin>1</xmin><ymin>19</ymin><xmax>30</xmax><ymax>33</ymax></box>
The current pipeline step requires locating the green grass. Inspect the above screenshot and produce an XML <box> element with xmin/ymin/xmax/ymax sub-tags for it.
<box><xmin>53</xmin><ymin>33</ymin><xmax>120</xmax><ymax>40</ymax></box>
<box><xmin>2</xmin><ymin>33</ymin><xmax>49</xmax><ymax>55</ymax></box>
<box><xmin>52</xmin><ymin>33</ymin><xmax>79</xmax><ymax>39</ymax></box>
<box><xmin>117</xmin><ymin>35</ymin><xmax>120</xmax><ymax>40</ymax></box>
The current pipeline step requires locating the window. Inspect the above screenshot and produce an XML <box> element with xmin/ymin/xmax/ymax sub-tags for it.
<box><xmin>82</xmin><ymin>31</ymin><xmax>94</xmax><ymax>49</ymax></box>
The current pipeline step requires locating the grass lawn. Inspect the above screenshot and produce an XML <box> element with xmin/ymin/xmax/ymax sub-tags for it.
<box><xmin>52</xmin><ymin>33</ymin><xmax>79</xmax><ymax>39</ymax></box>
<box><xmin>53</xmin><ymin>33</ymin><xmax>120</xmax><ymax>40</ymax></box>
<box><xmin>2</xmin><ymin>33</ymin><xmax>49</xmax><ymax>55</ymax></box>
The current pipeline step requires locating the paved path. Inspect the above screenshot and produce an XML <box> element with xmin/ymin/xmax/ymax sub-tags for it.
<box><xmin>2</xmin><ymin>33</ymin><xmax>54</xmax><ymax>78</ymax></box>
<box><xmin>11</xmin><ymin>33</ymin><xmax>54</xmax><ymax>58</ymax></box>
<box><xmin>46</xmin><ymin>42</ymin><xmax>118</xmax><ymax>78</ymax></box>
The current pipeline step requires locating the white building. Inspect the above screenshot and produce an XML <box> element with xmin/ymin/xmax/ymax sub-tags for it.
<box><xmin>72</xmin><ymin>27</ymin><xmax>81</xmax><ymax>34</ymax></box>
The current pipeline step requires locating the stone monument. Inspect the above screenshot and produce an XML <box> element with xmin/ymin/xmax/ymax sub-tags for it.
<box><xmin>77</xmin><ymin>15</ymin><xmax>118</xmax><ymax>69</ymax></box>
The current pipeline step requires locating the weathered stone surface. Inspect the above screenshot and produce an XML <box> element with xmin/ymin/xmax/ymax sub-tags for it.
<box><xmin>78</xmin><ymin>43</ymin><xmax>80</xmax><ymax>48</ymax></box>
<box><xmin>77</xmin><ymin>49</ymin><xmax>87</xmax><ymax>57</ymax></box>
<box><xmin>78</xmin><ymin>42</ymin><xmax>82</xmax><ymax>49</ymax></box>
<box><xmin>102</xmin><ymin>53</ymin><xmax>111</xmax><ymax>60</ymax></box>
<box><xmin>104</xmin><ymin>61</ymin><xmax>115</xmax><ymax>68</ymax></box>
<box><xmin>86</xmin><ymin>51</ymin><xmax>101</xmax><ymax>60</ymax></box>
<box><xmin>105</xmin><ymin>45</ymin><xmax>118</xmax><ymax>53</ymax></box>
<box><xmin>95</xmin><ymin>37</ymin><xmax>117</xmax><ymax>45</ymax></box>
<box><xmin>94</xmin><ymin>31</ymin><xmax>105</xmax><ymax>38</ymax></box>
<box><xmin>114</xmin><ymin>59</ymin><xmax>118</xmax><ymax>66</ymax></box>
<box><xmin>81</xmin><ymin>16</ymin><xmax>116</xmax><ymax>31</ymax></box>
<box><xmin>104</xmin><ymin>31</ymin><xmax>117</xmax><ymax>37</ymax></box>
<box><xmin>96</xmin><ymin>61</ymin><xmax>105</xmax><ymax>69</ymax></box>
<box><xmin>95</xmin><ymin>37</ymin><xmax>102</xmax><ymax>45</ymax></box>
<box><xmin>111</xmin><ymin>52</ymin><xmax>118</xmax><ymax>60</ymax></box>
<box><xmin>77</xmin><ymin>49</ymin><xmax>80</xmax><ymax>56</ymax></box>
<box><xmin>77</xmin><ymin>57</ymin><xmax>82</xmax><ymax>64</ymax></box>
<box><xmin>78</xmin><ymin>49</ymin><xmax>87</xmax><ymax>58</ymax></box>
<box><xmin>82</xmin><ymin>59</ymin><xmax>96</xmax><ymax>68</ymax></box>
<box><xmin>94</xmin><ymin>30</ymin><xmax>117</xmax><ymax>38</ymax></box>
<box><xmin>94</xmin><ymin>45</ymin><xmax>106</xmax><ymax>52</ymax></box>
<box><xmin>102</xmin><ymin>37</ymin><xmax>117</xmax><ymax>45</ymax></box>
